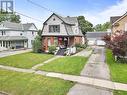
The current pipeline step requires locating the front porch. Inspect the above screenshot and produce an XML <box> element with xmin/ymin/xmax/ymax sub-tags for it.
<box><xmin>0</xmin><ymin>36</ymin><xmax>28</xmax><ymax>51</ymax></box>
<box><xmin>43</xmin><ymin>36</ymin><xmax>74</xmax><ymax>51</ymax></box>
<box><xmin>42</xmin><ymin>36</ymin><xmax>82</xmax><ymax>52</ymax></box>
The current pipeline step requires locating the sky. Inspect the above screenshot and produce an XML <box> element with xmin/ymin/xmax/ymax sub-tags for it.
<box><xmin>13</xmin><ymin>0</ymin><xmax>127</xmax><ymax>29</ymax></box>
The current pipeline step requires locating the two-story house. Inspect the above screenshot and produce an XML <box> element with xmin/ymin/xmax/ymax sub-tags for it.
<box><xmin>42</xmin><ymin>13</ymin><xmax>85</xmax><ymax>52</ymax></box>
<box><xmin>110</xmin><ymin>12</ymin><xmax>127</xmax><ymax>33</ymax></box>
<box><xmin>0</xmin><ymin>21</ymin><xmax>38</xmax><ymax>51</ymax></box>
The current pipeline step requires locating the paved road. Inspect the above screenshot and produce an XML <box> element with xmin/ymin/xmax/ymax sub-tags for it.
<box><xmin>0</xmin><ymin>49</ymin><xmax>32</xmax><ymax>58</ymax></box>
<box><xmin>68</xmin><ymin>46</ymin><xmax>113</xmax><ymax>95</ymax></box>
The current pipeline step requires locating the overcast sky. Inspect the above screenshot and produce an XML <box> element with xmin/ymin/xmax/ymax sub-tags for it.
<box><xmin>14</xmin><ymin>0</ymin><xmax>127</xmax><ymax>29</ymax></box>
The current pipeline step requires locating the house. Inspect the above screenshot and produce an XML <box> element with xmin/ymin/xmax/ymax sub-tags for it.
<box><xmin>0</xmin><ymin>21</ymin><xmax>38</xmax><ymax>51</ymax></box>
<box><xmin>86</xmin><ymin>32</ymin><xmax>107</xmax><ymax>46</ymax></box>
<box><xmin>42</xmin><ymin>13</ymin><xmax>85</xmax><ymax>52</ymax></box>
<box><xmin>110</xmin><ymin>12</ymin><xmax>127</xmax><ymax>33</ymax></box>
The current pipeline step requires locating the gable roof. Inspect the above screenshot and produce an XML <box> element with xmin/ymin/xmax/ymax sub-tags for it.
<box><xmin>44</xmin><ymin>13</ymin><xmax>78</xmax><ymax>25</ymax></box>
<box><xmin>86</xmin><ymin>32</ymin><xmax>107</xmax><ymax>39</ymax></box>
<box><xmin>42</xmin><ymin>13</ymin><xmax>83</xmax><ymax>36</ymax></box>
<box><xmin>23</xmin><ymin>23</ymin><xmax>38</xmax><ymax>31</ymax></box>
<box><xmin>0</xmin><ymin>21</ymin><xmax>38</xmax><ymax>31</ymax></box>
<box><xmin>111</xmin><ymin>12</ymin><xmax>127</xmax><ymax>25</ymax></box>
<box><xmin>0</xmin><ymin>36</ymin><xmax>28</xmax><ymax>41</ymax></box>
<box><xmin>110</xmin><ymin>16</ymin><xmax>121</xmax><ymax>24</ymax></box>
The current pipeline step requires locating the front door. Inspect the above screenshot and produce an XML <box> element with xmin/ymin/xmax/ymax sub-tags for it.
<box><xmin>58</xmin><ymin>37</ymin><xmax>68</xmax><ymax>48</ymax></box>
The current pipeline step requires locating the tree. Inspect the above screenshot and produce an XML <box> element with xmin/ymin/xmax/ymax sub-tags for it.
<box><xmin>77</xmin><ymin>16</ymin><xmax>93</xmax><ymax>35</ymax></box>
<box><xmin>102</xmin><ymin>31</ymin><xmax>127</xmax><ymax>59</ymax></box>
<box><xmin>94</xmin><ymin>22</ymin><xmax>111</xmax><ymax>31</ymax></box>
<box><xmin>32</xmin><ymin>30</ymin><xmax>42</xmax><ymax>53</ymax></box>
<box><xmin>0</xmin><ymin>12</ymin><xmax>21</xmax><ymax>23</ymax></box>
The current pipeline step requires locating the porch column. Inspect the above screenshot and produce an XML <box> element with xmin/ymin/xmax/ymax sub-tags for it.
<box><xmin>1</xmin><ymin>41</ymin><xmax>3</xmax><ymax>47</ymax></box>
<box><xmin>68</xmin><ymin>37</ymin><xmax>70</xmax><ymax>47</ymax></box>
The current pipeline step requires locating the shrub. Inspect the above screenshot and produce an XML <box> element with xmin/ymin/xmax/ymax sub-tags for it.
<box><xmin>103</xmin><ymin>31</ymin><xmax>127</xmax><ymax>60</ymax></box>
<box><xmin>48</xmin><ymin>45</ymin><xmax>56</xmax><ymax>54</ymax></box>
<box><xmin>75</xmin><ymin>43</ymin><xmax>87</xmax><ymax>49</ymax></box>
<box><xmin>32</xmin><ymin>36</ymin><xmax>42</xmax><ymax>53</ymax></box>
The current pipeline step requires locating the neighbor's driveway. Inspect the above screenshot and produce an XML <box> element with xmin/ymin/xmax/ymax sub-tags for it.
<box><xmin>0</xmin><ymin>49</ymin><xmax>32</xmax><ymax>58</ymax></box>
<box><xmin>68</xmin><ymin>46</ymin><xmax>113</xmax><ymax>95</ymax></box>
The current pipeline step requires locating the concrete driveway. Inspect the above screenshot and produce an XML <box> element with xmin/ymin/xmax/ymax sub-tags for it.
<box><xmin>0</xmin><ymin>49</ymin><xmax>32</xmax><ymax>58</ymax></box>
<box><xmin>68</xmin><ymin>46</ymin><xmax>113</xmax><ymax>95</ymax></box>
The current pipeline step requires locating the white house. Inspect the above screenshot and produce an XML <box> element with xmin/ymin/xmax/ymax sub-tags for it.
<box><xmin>0</xmin><ymin>21</ymin><xmax>38</xmax><ymax>51</ymax></box>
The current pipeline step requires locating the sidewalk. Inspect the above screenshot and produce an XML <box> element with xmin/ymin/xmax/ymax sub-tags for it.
<box><xmin>0</xmin><ymin>49</ymin><xmax>32</xmax><ymax>58</ymax></box>
<box><xmin>0</xmin><ymin>64</ymin><xmax>127</xmax><ymax>92</ymax></box>
<box><xmin>68</xmin><ymin>47</ymin><xmax>113</xmax><ymax>95</ymax></box>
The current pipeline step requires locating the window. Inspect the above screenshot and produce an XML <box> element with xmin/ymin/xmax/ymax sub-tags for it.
<box><xmin>49</xmin><ymin>25</ymin><xmax>60</xmax><ymax>33</ymax></box>
<box><xmin>32</xmin><ymin>31</ymin><xmax>34</xmax><ymax>35</ymax></box>
<box><xmin>2</xmin><ymin>31</ymin><xmax>6</xmax><ymax>35</ymax></box>
<box><xmin>20</xmin><ymin>33</ymin><xmax>22</xmax><ymax>36</ymax></box>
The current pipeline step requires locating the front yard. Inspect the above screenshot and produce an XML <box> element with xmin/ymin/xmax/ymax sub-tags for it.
<box><xmin>0</xmin><ymin>69</ymin><xmax>74</xmax><ymax>95</ymax></box>
<box><xmin>106</xmin><ymin>49</ymin><xmax>127</xmax><ymax>95</ymax></box>
<box><xmin>38</xmin><ymin>56</ymin><xmax>88</xmax><ymax>75</ymax></box>
<box><xmin>0</xmin><ymin>52</ymin><xmax>88</xmax><ymax>95</ymax></box>
<box><xmin>0</xmin><ymin>52</ymin><xmax>54</xmax><ymax>69</ymax></box>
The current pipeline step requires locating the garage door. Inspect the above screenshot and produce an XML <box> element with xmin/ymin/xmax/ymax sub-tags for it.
<box><xmin>88</xmin><ymin>40</ymin><xmax>95</xmax><ymax>45</ymax></box>
<box><xmin>96</xmin><ymin>40</ymin><xmax>105</xmax><ymax>46</ymax></box>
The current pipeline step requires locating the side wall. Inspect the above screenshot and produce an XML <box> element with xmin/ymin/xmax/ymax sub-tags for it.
<box><xmin>112</xmin><ymin>16</ymin><xmax>127</xmax><ymax>33</ymax></box>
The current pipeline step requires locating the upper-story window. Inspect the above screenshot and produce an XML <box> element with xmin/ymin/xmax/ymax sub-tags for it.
<box><xmin>32</xmin><ymin>31</ymin><xmax>34</xmax><ymax>35</ymax></box>
<box><xmin>1</xmin><ymin>31</ymin><xmax>6</xmax><ymax>35</ymax></box>
<box><xmin>49</xmin><ymin>25</ymin><xmax>60</xmax><ymax>33</ymax></box>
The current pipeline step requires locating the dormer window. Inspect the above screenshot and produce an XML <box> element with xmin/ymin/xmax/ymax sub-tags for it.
<box><xmin>49</xmin><ymin>25</ymin><xmax>60</xmax><ymax>33</ymax></box>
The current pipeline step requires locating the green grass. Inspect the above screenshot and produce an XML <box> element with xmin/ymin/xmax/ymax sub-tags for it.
<box><xmin>0</xmin><ymin>52</ymin><xmax>53</xmax><ymax>69</ymax></box>
<box><xmin>0</xmin><ymin>69</ymin><xmax>74</xmax><ymax>95</ymax></box>
<box><xmin>38</xmin><ymin>56</ymin><xmax>88</xmax><ymax>75</ymax></box>
<box><xmin>106</xmin><ymin>49</ymin><xmax>127</xmax><ymax>95</ymax></box>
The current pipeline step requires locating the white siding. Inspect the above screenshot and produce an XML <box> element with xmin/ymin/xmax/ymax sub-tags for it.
<box><xmin>0</xmin><ymin>25</ymin><xmax>37</xmax><ymax>49</ymax></box>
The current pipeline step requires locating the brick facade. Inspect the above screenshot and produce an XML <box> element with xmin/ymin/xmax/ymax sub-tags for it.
<box><xmin>42</xmin><ymin>36</ymin><xmax>83</xmax><ymax>52</ymax></box>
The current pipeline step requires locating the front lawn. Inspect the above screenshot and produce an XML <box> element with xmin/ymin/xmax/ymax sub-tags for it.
<box><xmin>106</xmin><ymin>49</ymin><xmax>127</xmax><ymax>95</ymax></box>
<box><xmin>38</xmin><ymin>56</ymin><xmax>88</xmax><ymax>75</ymax></box>
<box><xmin>0</xmin><ymin>52</ymin><xmax>53</xmax><ymax>69</ymax></box>
<box><xmin>0</xmin><ymin>69</ymin><xmax>74</xmax><ymax>95</ymax></box>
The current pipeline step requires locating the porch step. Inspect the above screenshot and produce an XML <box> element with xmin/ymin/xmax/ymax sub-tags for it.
<box><xmin>56</xmin><ymin>49</ymin><xmax>66</xmax><ymax>56</ymax></box>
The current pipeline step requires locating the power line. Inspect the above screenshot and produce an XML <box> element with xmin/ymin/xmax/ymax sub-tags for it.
<box><xmin>14</xmin><ymin>11</ymin><xmax>43</xmax><ymax>22</ymax></box>
<box><xmin>27</xmin><ymin>0</ymin><xmax>55</xmax><ymax>13</ymax></box>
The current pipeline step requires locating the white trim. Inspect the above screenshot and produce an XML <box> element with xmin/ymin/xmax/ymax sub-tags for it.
<box><xmin>112</xmin><ymin>12</ymin><xmax>127</xmax><ymax>25</ymax></box>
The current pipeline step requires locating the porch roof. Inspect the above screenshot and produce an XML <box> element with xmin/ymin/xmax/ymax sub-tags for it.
<box><xmin>0</xmin><ymin>36</ymin><xmax>28</xmax><ymax>41</ymax></box>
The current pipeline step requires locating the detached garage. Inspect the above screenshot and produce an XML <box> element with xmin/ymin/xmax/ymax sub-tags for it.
<box><xmin>86</xmin><ymin>32</ymin><xmax>107</xmax><ymax>46</ymax></box>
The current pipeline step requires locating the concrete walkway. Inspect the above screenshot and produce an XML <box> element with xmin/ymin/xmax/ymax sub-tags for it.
<box><xmin>0</xmin><ymin>49</ymin><xmax>32</xmax><ymax>58</ymax></box>
<box><xmin>31</xmin><ymin>56</ymin><xmax>63</xmax><ymax>70</ymax></box>
<box><xmin>68</xmin><ymin>47</ymin><xmax>113</xmax><ymax>95</ymax></box>
<box><xmin>0</xmin><ymin>64</ymin><xmax>127</xmax><ymax>92</ymax></box>
<box><xmin>73</xmin><ymin>48</ymin><xmax>92</xmax><ymax>57</ymax></box>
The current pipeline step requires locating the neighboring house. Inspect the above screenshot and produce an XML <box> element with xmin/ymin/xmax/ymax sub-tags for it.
<box><xmin>0</xmin><ymin>21</ymin><xmax>38</xmax><ymax>51</ymax></box>
<box><xmin>42</xmin><ymin>13</ymin><xmax>85</xmax><ymax>52</ymax></box>
<box><xmin>110</xmin><ymin>12</ymin><xmax>127</xmax><ymax>33</ymax></box>
<box><xmin>86</xmin><ymin>32</ymin><xmax>107</xmax><ymax>46</ymax></box>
